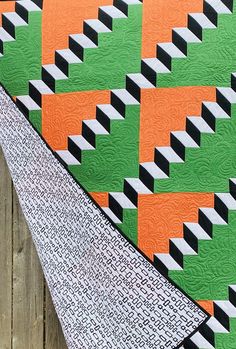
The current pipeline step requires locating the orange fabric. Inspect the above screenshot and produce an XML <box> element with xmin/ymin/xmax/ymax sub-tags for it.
<box><xmin>42</xmin><ymin>0</ymin><xmax>112</xmax><ymax>64</ymax></box>
<box><xmin>42</xmin><ymin>90</ymin><xmax>110</xmax><ymax>150</ymax></box>
<box><xmin>0</xmin><ymin>2</ymin><xmax>16</xmax><ymax>26</ymax></box>
<box><xmin>197</xmin><ymin>300</ymin><xmax>214</xmax><ymax>315</ymax></box>
<box><xmin>138</xmin><ymin>192</ymin><xmax>214</xmax><ymax>260</ymax></box>
<box><xmin>142</xmin><ymin>0</ymin><xmax>203</xmax><ymax>58</ymax></box>
<box><xmin>90</xmin><ymin>192</ymin><xmax>109</xmax><ymax>207</ymax></box>
<box><xmin>140</xmin><ymin>86</ymin><xmax>216</xmax><ymax>162</ymax></box>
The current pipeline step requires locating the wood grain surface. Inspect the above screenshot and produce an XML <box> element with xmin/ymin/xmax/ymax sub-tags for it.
<box><xmin>0</xmin><ymin>148</ymin><xmax>67</xmax><ymax>349</ymax></box>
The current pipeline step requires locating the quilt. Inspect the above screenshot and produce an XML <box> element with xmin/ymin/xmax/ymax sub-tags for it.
<box><xmin>1</xmin><ymin>0</ymin><xmax>236</xmax><ymax>348</ymax></box>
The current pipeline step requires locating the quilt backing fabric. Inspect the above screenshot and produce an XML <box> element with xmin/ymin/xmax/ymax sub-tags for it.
<box><xmin>1</xmin><ymin>0</ymin><xmax>236</xmax><ymax>348</ymax></box>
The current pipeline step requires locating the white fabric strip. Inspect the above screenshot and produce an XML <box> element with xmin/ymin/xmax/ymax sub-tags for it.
<box><xmin>0</xmin><ymin>87</ymin><xmax>207</xmax><ymax>349</ymax></box>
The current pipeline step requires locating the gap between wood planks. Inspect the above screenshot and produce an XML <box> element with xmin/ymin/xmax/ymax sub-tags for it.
<box><xmin>0</xmin><ymin>148</ymin><xmax>67</xmax><ymax>349</ymax></box>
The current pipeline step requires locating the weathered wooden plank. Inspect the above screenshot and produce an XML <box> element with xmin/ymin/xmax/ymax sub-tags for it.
<box><xmin>0</xmin><ymin>147</ymin><xmax>67</xmax><ymax>348</ymax></box>
<box><xmin>0</xmin><ymin>148</ymin><xmax>13</xmax><ymax>349</ymax></box>
<box><xmin>12</xmin><ymin>188</ymin><xmax>44</xmax><ymax>349</ymax></box>
<box><xmin>45</xmin><ymin>286</ymin><xmax>68</xmax><ymax>349</ymax></box>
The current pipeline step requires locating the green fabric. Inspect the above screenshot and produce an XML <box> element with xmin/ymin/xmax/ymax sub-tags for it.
<box><xmin>169</xmin><ymin>210</ymin><xmax>236</xmax><ymax>300</ymax></box>
<box><xmin>69</xmin><ymin>104</ymin><xmax>140</xmax><ymax>192</ymax></box>
<box><xmin>0</xmin><ymin>11</ymin><xmax>42</xmax><ymax>96</ymax></box>
<box><xmin>54</xmin><ymin>3</ymin><xmax>142</xmax><ymax>93</ymax></box>
<box><xmin>215</xmin><ymin>318</ymin><xmax>236</xmax><ymax>349</ymax></box>
<box><xmin>156</xmin><ymin>105</ymin><xmax>236</xmax><ymax>194</ymax></box>
<box><xmin>157</xmin><ymin>9</ymin><xmax>236</xmax><ymax>88</ymax></box>
<box><xmin>117</xmin><ymin>209</ymin><xmax>138</xmax><ymax>245</ymax></box>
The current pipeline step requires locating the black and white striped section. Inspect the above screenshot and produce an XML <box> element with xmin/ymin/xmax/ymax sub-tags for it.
<box><xmin>16</xmin><ymin>0</ymin><xmax>234</xmax><ymax>121</ymax></box>
<box><xmin>0</xmin><ymin>0</ymin><xmax>47</xmax><ymax>117</ymax></box>
<box><xmin>103</xmin><ymin>75</ymin><xmax>236</xmax><ymax>225</ymax></box>
<box><xmin>31</xmin><ymin>0</ymin><xmax>43</xmax><ymax>8</ymax></box>
<box><xmin>0</xmin><ymin>0</ymin><xmax>41</xmax><ymax>57</ymax></box>
<box><xmin>0</xmin><ymin>86</ymin><xmax>207</xmax><ymax>349</ymax></box>
<box><xmin>15</xmin><ymin>0</ymin><xmax>234</xmax><ymax>127</ymax></box>
<box><xmin>56</xmin><ymin>87</ymin><xmax>143</xmax><ymax>167</ymax></box>
<box><xmin>44</xmin><ymin>0</ymin><xmax>142</xmax><ymax>89</ymax></box>
<box><xmin>61</xmin><ymin>0</ymin><xmax>235</xmax><ymax>162</ymax></box>
<box><xmin>184</xmin><ymin>285</ymin><xmax>236</xmax><ymax>348</ymax></box>
<box><xmin>143</xmin><ymin>89</ymin><xmax>232</xmax><ymax>194</ymax></box>
<box><xmin>17</xmin><ymin>79</ymin><xmax>54</xmax><ymax>119</ymax></box>
<box><xmin>15</xmin><ymin>0</ymin><xmax>143</xmax><ymax>118</ymax></box>
<box><xmin>154</xmin><ymin>179</ymin><xmax>236</xmax><ymax>276</ymax></box>
<box><xmin>142</xmin><ymin>0</ymin><xmax>233</xmax><ymax>85</ymax></box>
